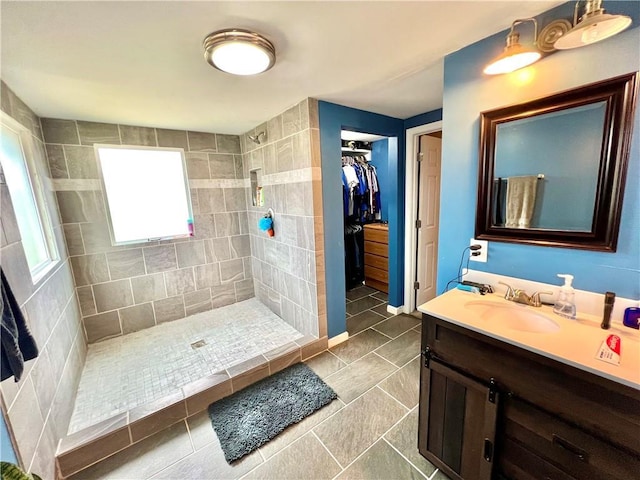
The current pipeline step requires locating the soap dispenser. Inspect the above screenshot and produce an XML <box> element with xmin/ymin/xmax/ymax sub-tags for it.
<box><xmin>554</xmin><ymin>274</ymin><xmax>577</xmax><ymax>319</ymax></box>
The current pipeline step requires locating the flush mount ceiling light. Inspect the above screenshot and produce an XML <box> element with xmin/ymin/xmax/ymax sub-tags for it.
<box><xmin>484</xmin><ymin>18</ymin><xmax>541</xmax><ymax>75</ymax></box>
<box><xmin>554</xmin><ymin>0</ymin><xmax>632</xmax><ymax>50</ymax></box>
<box><xmin>203</xmin><ymin>29</ymin><xmax>275</xmax><ymax>75</ymax></box>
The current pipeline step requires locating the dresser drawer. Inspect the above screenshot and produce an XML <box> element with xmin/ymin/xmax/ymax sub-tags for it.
<box><xmin>502</xmin><ymin>398</ymin><xmax>640</xmax><ymax>480</ymax></box>
<box><xmin>364</xmin><ymin>264</ymin><xmax>388</xmax><ymax>283</ymax></box>
<box><xmin>364</xmin><ymin>253</ymin><xmax>387</xmax><ymax>270</ymax></box>
<box><xmin>364</xmin><ymin>241</ymin><xmax>387</xmax><ymax>258</ymax></box>
<box><xmin>364</xmin><ymin>226</ymin><xmax>388</xmax><ymax>244</ymax></box>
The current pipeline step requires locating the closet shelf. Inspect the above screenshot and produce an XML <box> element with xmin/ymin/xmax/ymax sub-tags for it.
<box><xmin>341</xmin><ymin>147</ymin><xmax>371</xmax><ymax>154</ymax></box>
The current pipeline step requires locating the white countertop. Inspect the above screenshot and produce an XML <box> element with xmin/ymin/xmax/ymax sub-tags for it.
<box><xmin>418</xmin><ymin>289</ymin><xmax>640</xmax><ymax>390</ymax></box>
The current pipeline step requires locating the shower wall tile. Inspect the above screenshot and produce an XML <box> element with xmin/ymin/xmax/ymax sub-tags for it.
<box><xmin>184</xmin><ymin>289</ymin><xmax>212</xmax><ymax>316</ymax></box>
<box><xmin>156</xmin><ymin>128</ymin><xmax>189</xmax><ymax>150</ymax></box>
<box><xmin>56</xmin><ymin>190</ymin><xmax>104</xmax><ymax>223</ymax></box>
<box><xmin>206</xmin><ymin>238</ymin><xmax>231</xmax><ymax>262</ymax></box>
<box><xmin>65</xmin><ymin>145</ymin><xmax>99</xmax><ymax>179</ymax></box>
<box><xmin>119</xmin><ymin>125</ymin><xmax>157</xmax><ymax>146</ymax></box>
<box><xmin>282</xmin><ymin>104</ymin><xmax>302</xmax><ymax>137</ymax></box>
<box><xmin>77</xmin><ymin>286</ymin><xmax>97</xmax><ymax>316</ymax></box>
<box><xmin>216</xmin><ymin>134</ymin><xmax>242</xmax><ymax>154</ymax></box>
<box><xmin>198</xmin><ymin>188</ymin><xmax>225</xmax><ymax>213</ymax></box>
<box><xmin>143</xmin><ymin>245</ymin><xmax>178</xmax><ymax>273</ymax></box>
<box><xmin>224</xmin><ymin>188</ymin><xmax>247</xmax><ymax>212</ymax></box>
<box><xmin>77</xmin><ymin>121</ymin><xmax>120</xmax><ymax>146</ymax></box>
<box><xmin>276</xmin><ymin>137</ymin><xmax>293</xmax><ymax>172</ymax></box>
<box><xmin>71</xmin><ymin>254</ymin><xmax>110</xmax><ymax>286</ymax></box>
<box><xmin>185</xmin><ymin>153</ymin><xmax>210</xmax><ymax>179</ymax></box>
<box><xmin>120</xmin><ymin>303</ymin><xmax>156</xmax><ymax>334</ymax></box>
<box><xmin>154</xmin><ymin>295</ymin><xmax>186</xmax><ymax>323</ymax></box>
<box><xmin>84</xmin><ymin>311</ymin><xmax>122</xmax><ymax>342</ymax></box>
<box><xmin>164</xmin><ymin>268</ymin><xmax>196</xmax><ymax>296</ymax></box>
<box><xmin>93</xmin><ymin>279</ymin><xmax>134</xmax><ymax>312</ymax></box>
<box><xmin>131</xmin><ymin>273</ymin><xmax>167</xmax><ymax>304</ymax></box>
<box><xmin>194</xmin><ymin>263</ymin><xmax>221</xmax><ymax>289</ymax></box>
<box><xmin>230</xmin><ymin>235</ymin><xmax>251</xmax><ymax>258</ymax></box>
<box><xmin>267</xmin><ymin>115</ymin><xmax>283</xmax><ymax>143</ymax></box>
<box><xmin>176</xmin><ymin>240</ymin><xmax>206</xmax><ymax>268</ymax></box>
<box><xmin>80</xmin><ymin>222</ymin><xmax>115</xmax><ymax>254</ymax></box>
<box><xmin>46</xmin><ymin>144</ymin><xmax>68</xmax><ymax>178</ymax></box>
<box><xmin>187</xmin><ymin>131</ymin><xmax>217</xmax><ymax>152</ymax></box>
<box><xmin>215</xmin><ymin>212</ymin><xmax>240</xmax><ymax>237</ymax></box>
<box><xmin>41</xmin><ymin>118</ymin><xmax>80</xmax><ymax>145</ymax></box>
<box><xmin>63</xmin><ymin>224</ymin><xmax>85</xmax><ymax>256</ymax></box>
<box><xmin>220</xmin><ymin>258</ymin><xmax>244</xmax><ymax>283</ymax></box>
<box><xmin>107</xmin><ymin>248</ymin><xmax>145</xmax><ymax>280</ymax></box>
<box><xmin>235</xmin><ymin>279</ymin><xmax>255</xmax><ymax>301</ymax></box>
<box><xmin>211</xmin><ymin>283</ymin><xmax>236</xmax><ymax>308</ymax></box>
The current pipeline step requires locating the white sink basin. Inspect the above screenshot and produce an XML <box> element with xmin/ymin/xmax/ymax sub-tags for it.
<box><xmin>465</xmin><ymin>301</ymin><xmax>560</xmax><ymax>334</ymax></box>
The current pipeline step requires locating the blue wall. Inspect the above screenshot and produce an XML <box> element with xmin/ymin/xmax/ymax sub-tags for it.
<box><xmin>405</xmin><ymin>109</ymin><xmax>443</xmax><ymax>129</ymax></box>
<box><xmin>370</xmin><ymin>139</ymin><xmax>389</xmax><ymax>222</ymax></box>
<box><xmin>439</xmin><ymin>1</ymin><xmax>640</xmax><ymax>298</ymax></box>
<box><xmin>319</xmin><ymin>101</ymin><xmax>405</xmax><ymax>337</ymax></box>
<box><xmin>1</xmin><ymin>415</ymin><xmax>17</xmax><ymax>464</ymax></box>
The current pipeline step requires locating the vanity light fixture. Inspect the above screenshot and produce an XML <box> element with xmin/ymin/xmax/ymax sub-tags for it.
<box><xmin>483</xmin><ymin>18</ymin><xmax>541</xmax><ymax>75</ymax></box>
<box><xmin>203</xmin><ymin>29</ymin><xmax>276</xmax><ymax>75</ymax></box>
<box><xmin>554</xmin><ymin>0</ymin><xmax>632</xmax><ymax>50</ymax></box>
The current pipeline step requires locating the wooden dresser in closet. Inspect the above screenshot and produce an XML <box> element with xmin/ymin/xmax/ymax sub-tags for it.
<box><xmin>363</xmin><ymin>223</ymin><xmax>389</xmax><ymax>293</ymax></box>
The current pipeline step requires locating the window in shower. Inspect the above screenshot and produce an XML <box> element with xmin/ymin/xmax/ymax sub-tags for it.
<box><xmin>96</xmin><ymin>145</ymin><xmax>194</xmax><ymax>245</ymax></box>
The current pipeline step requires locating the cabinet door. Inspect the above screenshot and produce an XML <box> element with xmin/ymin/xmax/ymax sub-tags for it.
<box><xmin>418</xmin><ymin>358</ymin><xmax>499</xmax><ymax>480</ymax></box>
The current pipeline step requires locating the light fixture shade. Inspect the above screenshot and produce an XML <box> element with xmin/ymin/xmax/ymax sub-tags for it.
<box><xmin>554</xmin><ymin>11</ymin><xmax>632</xmax><ymax>49</ymax></box>
<box><xmin>484</xmin><ymin>43</ymin><xmax>542</xmax><ymax>75</ymax></box>
<box><xmin>203</xmin><ymin>29</ymin><xmax>275</xmax><ymax>75</ymax></box>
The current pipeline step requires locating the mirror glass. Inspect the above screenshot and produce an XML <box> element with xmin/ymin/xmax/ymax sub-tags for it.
<box><xmin>476</xmin><ymin>73</ymin><xmax>638</xmax><ymax>252</ymax></box>
<box><xmin>493</xmin><ymin>101</ymin><xmax>606</xmax><ymax>231</ymax></box>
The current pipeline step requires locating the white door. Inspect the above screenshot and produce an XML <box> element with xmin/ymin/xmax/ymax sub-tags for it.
<box><xmin>415</xmin><ymin>134</ymin><xmax>441</xmax><ymax>306</ymax></box>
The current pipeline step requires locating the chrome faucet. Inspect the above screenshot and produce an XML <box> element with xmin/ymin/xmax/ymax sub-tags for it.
<box><xmin>498</xmin><ymin>282</ymin><xmax>553</xmax><ymax>307</ymax></box>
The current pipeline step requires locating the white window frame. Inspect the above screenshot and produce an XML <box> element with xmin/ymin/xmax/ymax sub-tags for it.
<box><xmin>95</xmin><ymin>144</ymin><xmax>194</xmax><ymax>246</ymax></box>
<box><xmin>0</xmin><ymin>112</ymin><xmax>59</xmax><ymax>284</ymax></box>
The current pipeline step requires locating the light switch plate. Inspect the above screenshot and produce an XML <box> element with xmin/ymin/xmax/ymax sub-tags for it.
<box><xmin>470</xmin><ymin>238</ymin><xmax>488</xmax><ymax>262</ymax></box>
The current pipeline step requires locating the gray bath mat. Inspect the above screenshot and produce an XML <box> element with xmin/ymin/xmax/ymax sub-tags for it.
<box><xmin>208</xmin><ymin>362</ymin><xmax>337</xmax><ymax>463</ymax></box>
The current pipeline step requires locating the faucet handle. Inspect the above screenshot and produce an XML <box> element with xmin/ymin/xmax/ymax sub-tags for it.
<box><xmin>498</xmin><ymin>281</ymin><xmax>515</xmax><ymax>300</ymax></box>
<box><xmin>530</xmin><ymin>291</ymin><xmax>554</xmax><ymax>307</ymax></box>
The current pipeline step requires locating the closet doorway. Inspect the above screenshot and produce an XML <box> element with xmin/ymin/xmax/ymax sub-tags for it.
<box><xmin>404</xmin><ymin>121</ymin><xmax>443</xmax><ymax>312</ymax></box>
<box><xmin>342</xmin><ymin>130</ymin><xmax>394</xmax><ymax>333</ymax></box>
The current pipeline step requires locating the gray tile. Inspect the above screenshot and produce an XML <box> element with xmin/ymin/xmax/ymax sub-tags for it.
<box><xmin>235</xmin><ymin>278</ymin><xmax>254</xmax><ymax>302</ymax></box>
<box><xmin>157</xmin><ymin>128</ymin><xmax>188</xmax><ymax>150</ymax></box>
<box><xmin>41</xmin><ymin>118</ymin><xmax>79</xmax><ymax>144</ymax></box>
<box><xmin>347</xmin><ymin>310</ymin><xmax>387</xmax><ymax>335</ymax></box>
<box><xmin>184</xmin><ymin>289</ymin><xmax>211</xmax><ymax>316</ymax></box>
<box><xmin>285</xmin><ymin>182</ymin><xmax>305</xmax><ymax>215</ymax></box>
<box><xmin>374</xmin><ymin>329</ymin><xmax>421</xmax><ymax>367</ymax></box>
<box><xmin>214</xmin><ymin>212</ymin><xmax>241</xmax><ymax>237</ymax></box>
<box><xmin>65</xmin><ymin>145</ymin><xmax>99</xmax><ymax>178</ymax></box>
<box><xmin>71</xmin><ymin>254</ymin><xmax>109</xmax><ymax>286</ymax></box>
<box><xmin>216</xmin><ymin>134</ymin><xmax>241</xmax><ymax>154</ymax></box>
<box><xmin>336</xmin><ymin>438</ymin><xmax>425</xmax><ymax>480</ymax></box>
<box><xmin>230</xmin><ymin>235</ymin><xmax>251</xmax><ymax>258</ymax></box>
<box><xmin>346</xmin><ymin>295</ymin><xmax>385</xmax><ymax>316</ymax></box>
<box><xmin>93</xmin><ymin>279</ymin><xmax>134</xmax><ymax>312</ymax></box>
<box><xmin>63</xmin><ymin>224</ymin><xmax>85</xmax><ymax>256</ymax></box>
<box><xmin>373</xmin><ymin>314</ymin><xmax>421</xmax><ymax>339</ymax></box>
<box><xmin>346</xmin><ymin>285</ymin><xmax>378</xmax><ymax>301</ymax></box>
<box><xmin>77</xmin><ymin>285</ymin><xmax>97</xmax><ymax>316</ymax></box>
<box><xmin>80</xmin><ymin>222</ymin><xmax>115</xmax><ymax>254</ymax></box>
<box><xmin>194</xmin><ymin>263</ymin><xmax>221</xmax><ymax>289</ymax></box>
<box><xmin>372</xmin><ymin>291</ymin><xmax>388</xmax><ymax>302</ymax></box>
<box><xmin>260</xmin><ymin>398</ymin><xmax>344</xmax><ymax>459</ymax></box>
<box><xmin>234</xmin><ymin>154</ymin><xmax>244</xmax><ymax>179</ymax></box>
<box><xmin>131</xmin><ymin>273</ymin><xmax>166</xmax><ymax>303</ymax></box>
<box><xmin>224</xmin><ymin>187</ymin><xmax>247</xmax><ymax>212</ymax></box>
<box><xmin>330</xmin><ymin>329</ymin><xmax>390</xmax><ymax>364</ymax></box>
<box><xmin>176</xmin><ymin>240</ymin><xmax>206</xmax><ymax>268</ymax></box>
<box><xmin>220</xmin><ymin>258</ymin><xmax>244</xmax><ymax>283</ymax></box>
<box><xmin>83</xmin><ymin>311</ymin><xmax>122</xmax><ymax>343</ymax></box>
<box><xmin>154</xmin><ymin>295</ymin><xmax>185</xmax><ymax>323</ymax></box>
<box><xmin>185</xmin><ymin>152</ymin><xmax>210</xmax><ymax>179</ymax></box>
<box><xmin>187</xmin><ymin>131</ymin><xmax>217</xmax><ymax>152</ymax></box>
<box><xmin>211</xmin><ymin>283</ymin><xmax>236</xmax><ymax>308</ymax></box>
<box><xmin>45</xmin><ymin>144</ymin><xmax>68</xmax><ymax>178</ymax></box>
<box><xmin>6</xmin><ymin>377</ymin><xmax>44</xmax><ymax>468</ymax></box>
<box><xmin>70</xmin><ymin>422</ymin><xmax>193</xmax><ymax>480</ymax></box>
<box><xmin>120</xmin><ymin>125</ymin><xmax>157</xmax><ymax>146</ymax></box>
<box><xmin>378</xmin><ymin>356</ymin><xmax>421</xmax><ymax>409</ymax></box>
<box><xmin>107</xmin><ymin>248</ymin><xmax>145</xmax><ymax>280</ymax></box>
<box><xmin>192</xmin><ymin>214</ymin><xmax>216</xmax><ymax>239</ymax></box>
<box><xmin>120</xmin><ymin>302</ymin><xmax>156</xmax><ymax>334</ymax></box>
<box><xmin>185</xmin><ymin>411</ymin><xmax>217</xmax><ymax>451</ymax></box>
<box><xmin>263</xmin><ymin>143</ymin><xmax>277</xmax><ymax>174</ymax></box>
<box><xmin>56</xmin><ymin>190</ymin><xmax>104</xmax><ymax>223</ymax></box>
<box><xmin>244</xmin><ymin>432</ymin><xmax>341</xmax><ymax>480</ymax></box>
<box><xmin>314</xmin><ymin>387</ymin><xmax>407</xmax><ymax>467</ymax></box>
<box><xmin>143</xmin><ymin>244</ymin><xmax>177</xmax><ymax>273</ymax></box>
<box><xmin>371</xmin><ymin>303</ymin><xmax>394</xmax><ymax>318</ymax></box>
<box><xmin>198</xmin><ymin>188</ymin><xmax>225</xmax><ymax>214</ymax></box>
<box><xmin>276</xmin><ymin>137</ymin><xmax>293</xmax><ymax>172</ymax></box>
<box><xmin>304</xmin><ymin>351</ymin><xmax>346</xmax><ymax>380</ymax></box>
<box><xmin>205</xmin><ymin>238</ymin><xmax>231</xmax><ymax>262</ymax></box>
<box><xmin>164</xmin><ymin>267</ymin><xmax>196</xmax><ymax>296</ymax></box>
<box><xmin>292</xmin><ymin>131</ymin><xmax>311</xmax><ymax>168</ymax></box>
<box><xmin>77</xmin><ymin>120</ymin><xmax>120</xmax><ymax>145</ymax></box>
<box><xmin>324</xmin><ymin>353</ymin><xmax>397</xmax><ymax>404</ymax></box>
<box><xmin>282</xmin><ymin>104</ymin><xmax>301</xmax><ymax>136</ymax></box>
<box><xmin>385</xmin><ymin>408</ymin><xmax>437</xmax><ymax>478</ymax></box>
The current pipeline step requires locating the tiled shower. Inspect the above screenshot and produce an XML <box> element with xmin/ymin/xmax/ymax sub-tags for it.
<box><xmin>0</xmin><ymin>83</ymin><xmax>327</xmax><ymax>478</ymax></box>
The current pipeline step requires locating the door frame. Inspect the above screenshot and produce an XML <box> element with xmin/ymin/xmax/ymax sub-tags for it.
<box><xmin>404</xmin><ymin>120</ymin><xmax>443</xmax><ymax>313</ymax></box>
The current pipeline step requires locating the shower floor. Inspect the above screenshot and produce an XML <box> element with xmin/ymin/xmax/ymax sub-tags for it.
<box><xmin>68</xmin><ymin>298</ymin><xmax>304</xmax><ymax>434</ymax></box>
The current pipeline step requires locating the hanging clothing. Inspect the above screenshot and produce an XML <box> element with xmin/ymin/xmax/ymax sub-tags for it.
<box><xmin>1</xmin><ymin>268</ymin><xmax>39</xmax><ymax>382</ymax></box>
<box><xmin>341</xmin><ymin>155</ymin><xmax>381</xmax><ymax>222</ymax></box>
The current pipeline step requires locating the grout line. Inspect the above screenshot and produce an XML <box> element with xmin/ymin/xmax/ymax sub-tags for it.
<box><xmin>311</xmin><ymin>430</ymin><xmax>344</xmax><ymax>470</ymax></box>
<box><xmin>375</xmin><ymin>385</ymin><xmax>411</xmax><ymax>412</ymax></box>
<box><xmin>383</xmin><ymin>438</ymin><xmax>430</xmax><ymax>480</ymax></box>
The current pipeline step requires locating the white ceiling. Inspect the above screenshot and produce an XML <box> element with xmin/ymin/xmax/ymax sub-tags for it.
<box><xmin>1</xmin><ymin>1</ymin><xmax>563</xmax><ymax>135</ymax></box>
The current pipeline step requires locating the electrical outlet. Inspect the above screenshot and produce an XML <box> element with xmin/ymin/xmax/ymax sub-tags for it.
<box><xmin>470</xmin><ymin>238</ymin><xmax>488</xmax><ymax>262</ymax></box>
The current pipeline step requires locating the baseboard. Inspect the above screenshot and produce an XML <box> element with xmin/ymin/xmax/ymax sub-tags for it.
<box><xmin>327</xmin><ymin>332</ymin><xmax>349</xmax><ymax>348</ymax></box>
<box><xmin>386</xmin><ymin>305</ymin><xmax>404</xmax><ymax>315</ymax></box>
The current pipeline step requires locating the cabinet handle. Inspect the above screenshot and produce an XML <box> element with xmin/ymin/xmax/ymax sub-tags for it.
<box><xmin>552</xmin><ymin>434</ymin><xmax>588</xmax><ymax>462</ymax></box>
<box><xmin>483</xmin><ymin>438</ymin><xmax>494</xmax><ymax>462</ymax></box>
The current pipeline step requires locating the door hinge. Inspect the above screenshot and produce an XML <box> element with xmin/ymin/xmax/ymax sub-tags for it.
<box><xmin>421</xmin><ymin>346</ymin><xmax>433</xmax><ymax>368</ymax></box>
<box><xmin>415</xmin><ymin>219</ymin><xmax>421</xmax><ymax>229</ymax></box>
<box><xmin>488</xmin><ymin>378</ymin><xmax>498</xmax><ymax>404</ymax></box>
<box><xmin>414</xmin><ymin>281</ymin><xmax>420</xmax><ymax>290</ymax></box>
<box><xmin>417</xmin><ymin>152</ymin><xmax>424</xmax><ymax>162</ymax></box>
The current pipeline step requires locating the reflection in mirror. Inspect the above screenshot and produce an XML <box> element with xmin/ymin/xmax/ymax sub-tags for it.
<box><xmin>493</xmin><ymin>102</ymin><xmax>606</xmax><ymax>231</ymax></box>
<box><xmin>476</xmin><ymin>72</ymin><xmax>638</xmax><ymax>252</ymax></box>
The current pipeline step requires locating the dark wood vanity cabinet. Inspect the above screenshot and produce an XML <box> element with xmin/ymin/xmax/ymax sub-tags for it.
<box><xmin>418</xmin><ymin>314</ymin><xmax>640</xmax><ymax>480</ymax></box>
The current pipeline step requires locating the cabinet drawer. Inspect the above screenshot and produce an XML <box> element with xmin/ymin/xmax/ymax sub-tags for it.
<box><xmin>502</xmin><ymin>398</ymin><xmax>640</xmax><ymax>480</ymax></box>
<box><xmin>364</xmin><ymin>278</ymin><xmax>388</xmax><ymax>293</ymax></box>
<box><xmin>364</xmin><ymin>240</ymin><xmax>388</xmax><ymax>257</ymax></box>
<box><xmin>500</xmin><ymin>436</ymin><xmax>576</xmax><ymax>480</ymax></box>
<box><xmin>364</xmin><ymin>264</ymin><xmax>388</xmax><ymax>283</ymax></box>
<box><xmin>364</xmin><ymin>253</ymin><xmax>387</xmax><ymax>270</ymax></box>
<box><xmin>364</xmin><ymin>227</ymin><xmax>388</xmax><ymax>244</ymax></box>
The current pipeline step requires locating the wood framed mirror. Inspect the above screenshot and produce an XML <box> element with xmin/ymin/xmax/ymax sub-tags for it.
<box><xmin>475</xmin><ymin>72</ymin><xmax>638</xmax><ymax>252</ymax></box>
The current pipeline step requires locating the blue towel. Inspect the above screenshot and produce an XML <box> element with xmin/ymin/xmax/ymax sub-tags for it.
<box><xmin>1</xmin><ymin>268</ymin><xmax>38</xmax><ymax>382</ymax></box>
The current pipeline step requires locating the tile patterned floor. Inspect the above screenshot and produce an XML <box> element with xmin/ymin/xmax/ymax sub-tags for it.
<box><xmin>69</xmin><ymin>298</ymin><xmax>304</xmax><ymax>433</ymax></box>
<box><xmin>70</xmin><ymin>294</ymin><xmax>451</xmax><ymax>480</ymax></box>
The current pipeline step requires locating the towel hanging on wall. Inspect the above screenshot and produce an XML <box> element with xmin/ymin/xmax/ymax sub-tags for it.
<box><xmin>1</xmin><ymin>268</ymin><xmax>39</xmax><ymax>382</ymax></box>
<box><xmin>505</xmin><ymin>175</ymin><xmax>538</xmax><ymax>228</ymax></box>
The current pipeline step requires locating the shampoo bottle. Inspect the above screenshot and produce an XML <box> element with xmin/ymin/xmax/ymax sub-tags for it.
<box><xmin>554</xmin><ymin>274</ymin><xmax>577</xmax><ymax>319</ymax></box>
